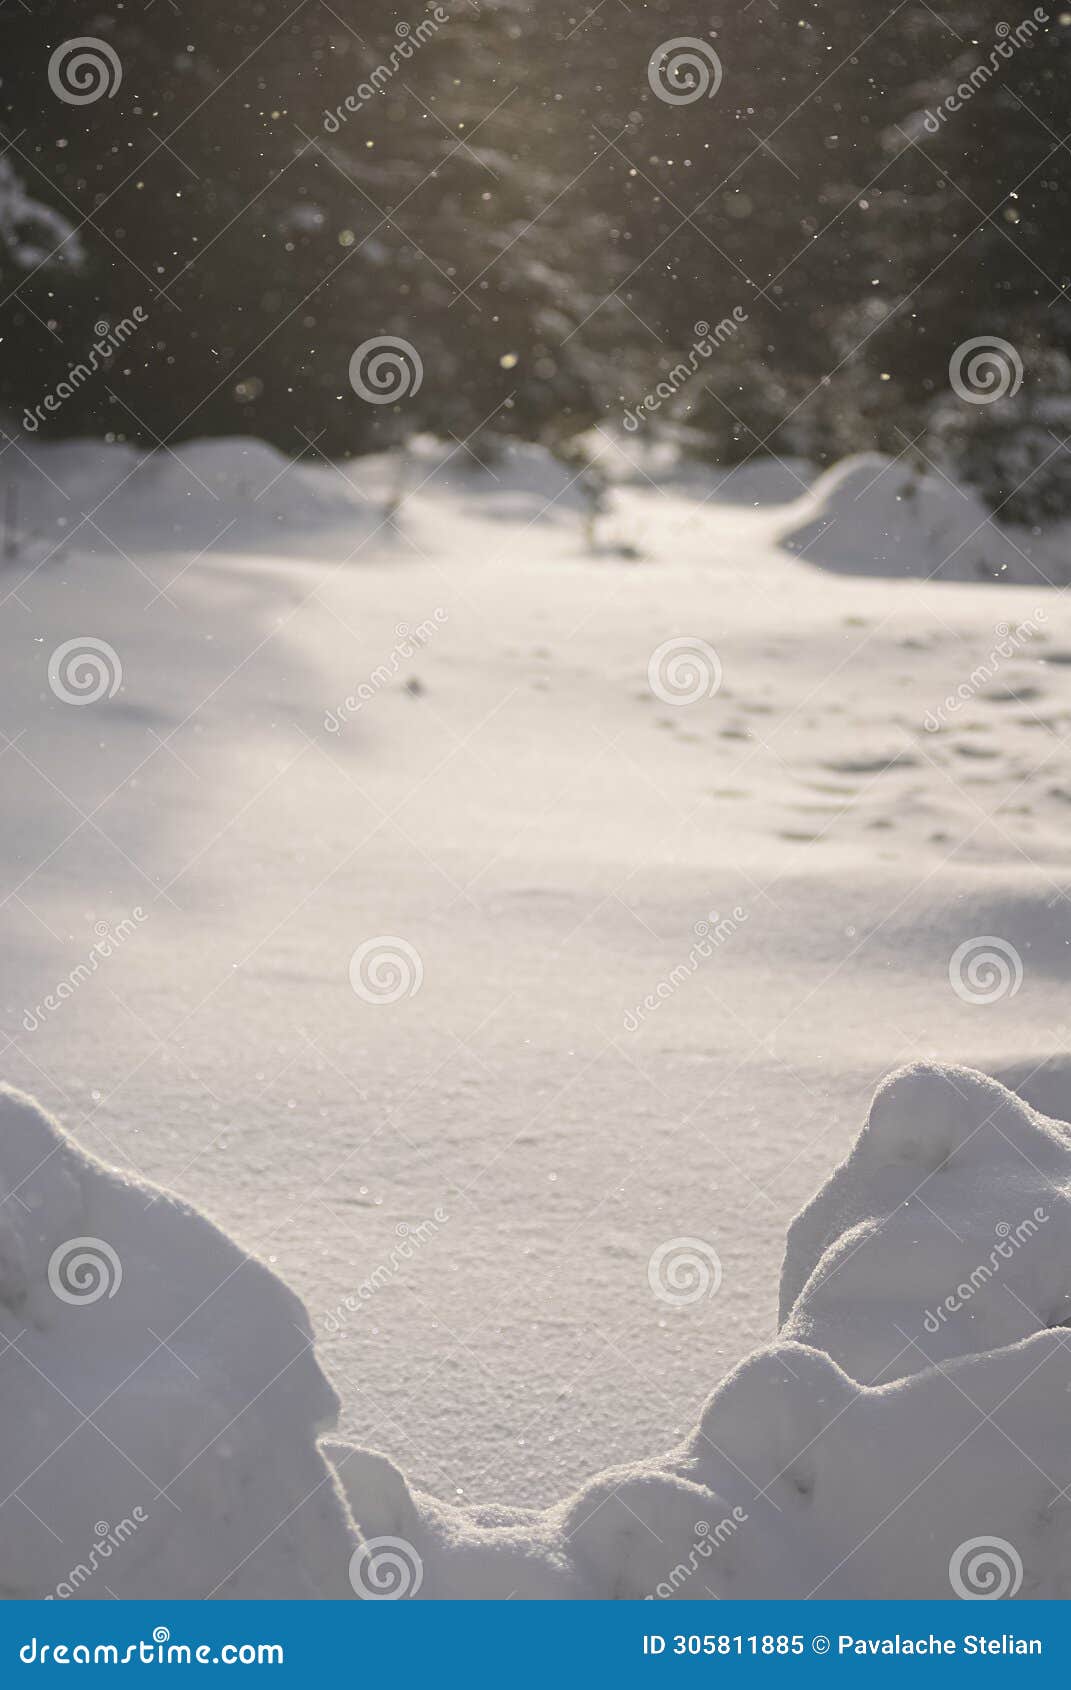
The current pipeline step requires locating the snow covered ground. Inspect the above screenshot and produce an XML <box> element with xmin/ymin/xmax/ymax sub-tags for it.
<box><xmin>1</xmin><ymin>431</ymin><xmax>1070</xmax><ymax>1552</ymax></box>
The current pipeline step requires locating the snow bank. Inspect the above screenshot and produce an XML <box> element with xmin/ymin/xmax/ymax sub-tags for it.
<box><xmin>0</xmin><ymin>1086</ymin><xmax>356</xmax><ymax>1599</ymax></box>
<box><xmin>781</xmin><ymin>1062</ymin><xmax>1071</xmax><ymax>1379</ymax></box>
<box><xmin>329</xmin><ymin>1063</ymin><xmax>1071</xmax><ymax>1600</ymax></box>
<box><xmin>330</xmin><ymin>1333</ymin><xmax>1071</xmax><ymax>1600</ymax></box>
<box><xmin>0</xmin><ymin>436</ymin><xmax>373</xmax><ymax>560</ymax></box>
<box><xmin>3</xmin><ymin>432</ymin><xmax>816</xmax><ymax>577</ymax></box>
<box><xmin>11</xmin><ymin>1063</ymin><xmax>1071</xmax><ymax>1600</ymax></box>
<box><xmin>778</xmin><ymin>453</ymin><xmax>1053</xmax><ymax>583</ymax></box>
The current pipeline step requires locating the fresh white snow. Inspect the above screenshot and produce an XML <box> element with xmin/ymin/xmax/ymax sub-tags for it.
<box><xmin>779</xmin><ymin>451</ymin><xmax>1064</xmax><ymax>585</ymax></box>
<box><xmin>327</xmin><ymin>1062</ymin><xmax>1071</xmax><ymax>1599</ymax></box>
<box><xmin>2</xmin><ymin>432</ymin><xmax>1070</xmax><ymax>1542</ymax></box>
<box><xmin>0</xmin><ymin>1084</ymin><xmax>355</xmax><ymax>1599</ymax></box>
<box><xmin>11</xmin><ymin>1061</ymin><xmax>1071</xmax><ymax>1599</ymax></box>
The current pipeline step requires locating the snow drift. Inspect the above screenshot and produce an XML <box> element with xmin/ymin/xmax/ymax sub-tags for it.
<box><xmin>0</xmin><ymin>1085</ymin><xmax>356</xmax><ymax>1599</ymax></box>
<box><xmin>6</xmin><ymin>1061</ymin><xmax>1070</xmax><ymax>1599</ymax></box>
<box><xmin>778</xmin><ymin>453</ymin><xmax>1058</xmax><ymax>584</ymax></box>
<box><xmin>330</xmin><ymin>1060</ymin><xmax>1071</xmax><ymax>1600</ymax></box>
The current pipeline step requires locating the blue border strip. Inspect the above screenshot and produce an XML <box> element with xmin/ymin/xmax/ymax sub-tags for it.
<box><xmin>4</xmin><ymin>1601</ymin><xmax>1067</xmax><ymax>1682</ymax></box>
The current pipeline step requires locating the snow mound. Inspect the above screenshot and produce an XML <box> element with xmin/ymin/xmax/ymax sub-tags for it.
<box><xmin>329</xmin><ymin>1063</ymin><xmax>1071</xmax><ymax>1600</ymax></box>
<box><xmin>0</xmin><ymin>1085</ymin><xmax>356</xmax><ymax>1599</ymax></box>
<box><xmin>2</xmin><ymin>436</ymin><xmax>371</xmax><ymax>560</ymax></box>
<box><xmin>331</xmin><ymin>1331</ymin><xmax>1071</xmax><ymax>1600</ymax></box>
<box><xmin>781</xmin><ymin>1062</ymin><xmax>1071</xmax><ymax>1380</ymax></box>
<box><xmin>778</xmin><ymin>453</ymin><xmax>1045</xmax><ymax>583</ymax></box>
<box><xmin>152</xmin><ymin>437</ymin><xmax>360</xmax><ymax>517</ymax></box>
<box><xmin>14</xmin><ymin>1064</ymin><xmax>1071</xmax><ymax>1600</ymax></box>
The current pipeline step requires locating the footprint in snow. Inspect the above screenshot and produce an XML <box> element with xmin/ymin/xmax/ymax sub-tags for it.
<box><xmin>982</xmin><ymin>682</ymin><xmax>1043</xmax><ymax>704</ymax></box>
<box><xmin>954</xmin><ymin>742</ymin><xmax>1001</xmax><ymax>760</ymax></box>
<box><xmin>800</xmin><ymin>778</ymin><xmax>857</xmax><ymax>796</ymax></box>
<box><xmin>822</xmin><ymin>752</ymin><xmax>918</xmax><ymax>775</ymax></box>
